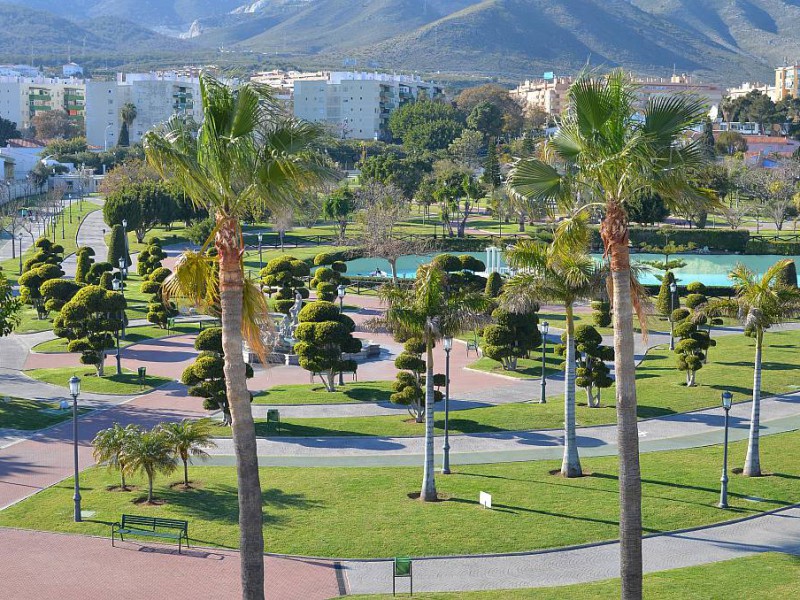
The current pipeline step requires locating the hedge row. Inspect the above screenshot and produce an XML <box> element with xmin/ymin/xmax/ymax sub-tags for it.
<box><xmin>590</xmin><ymin>227</ymin><xmax>751</xmax><ymax>253</ymax></box>
<box><xmin>745</xmin><ymin>240</ymin><xmax>800</xmax><ymax>255</ymax></box>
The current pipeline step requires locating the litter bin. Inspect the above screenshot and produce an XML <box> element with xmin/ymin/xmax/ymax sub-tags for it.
<box><xmin>138</xmin><ymin>367</ymin><xmax>146</xmax><ymax>386</ymax></box>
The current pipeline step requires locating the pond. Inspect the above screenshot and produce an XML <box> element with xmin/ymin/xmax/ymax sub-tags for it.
<box><xmin>343</xmin><ymin>252</ymin><xmax>800</xmax><ymax>287</ymax></box>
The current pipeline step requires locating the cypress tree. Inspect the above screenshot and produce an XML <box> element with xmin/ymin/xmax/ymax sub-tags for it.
<box><xmin>118</xmin><ymin>121</ymin><xmax>130</xmax><ymax>147</ymax></box>
<box><xmin>107</xmin><ymin>224</ymin><xmax>130</xmax><ymax>268</ymax></box>
<box><xmin>75</xmin><ymin>247</ymin><xmax>94</xmax><ymax>284</ymax></box>
<box><xmin>482</xmin><ymin>139</ymin><xmax>501</xmax><ymax>189</ymax></box>
<box><xmin>776</xmin><ymin>260</ymin><xmax>798</xmax><ymax>288</ymax></box>
<box><xmin>701</xmin><ymin>118</ymin><xmax>715</xmax><ymax>159</ymax></box>
<box><xmin>656</xmin><ymin>271</ymin><xmax>678</xmax><ymax>317</ymax></box>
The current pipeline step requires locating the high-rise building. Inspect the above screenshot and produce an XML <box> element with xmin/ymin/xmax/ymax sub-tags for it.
<box><xmin>0</xmin><ymin>76</ymin><xmax>85</xmax><ymax>132</ymax></box>
<box><xmin>774</xmin><ymin>65</ymin><xmax>800</xmax><ymax>101</ymax></box>
<box><xmin>85</xmin><ymin>72</ymin><xmax>202</xmax><ymax>149</ymax></box>
<box><xmin>293</xmin><ymin>72</ymin><xmax>444</xmax><ymax>140</ymax></box>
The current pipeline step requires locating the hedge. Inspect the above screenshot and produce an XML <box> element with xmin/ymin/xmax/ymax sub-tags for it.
<box><xmin>590</xmin><ymin>227</ymin><xmax>751</xmax><ymax>253</ymax></box>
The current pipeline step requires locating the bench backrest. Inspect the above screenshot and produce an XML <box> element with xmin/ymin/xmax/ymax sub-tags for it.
<box><xmin>121</xmin><ymin>514</ymin><xmax>188</xmax><ymax>532</ymax></box>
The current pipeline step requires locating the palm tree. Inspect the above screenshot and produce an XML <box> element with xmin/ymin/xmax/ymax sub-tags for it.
<box><xmin>121</xmin><ymin>102</ymin><xmax>137</xmax><ymax>127</ymax></box>
<box><xmin>507</xmin><ymin>71</ymin><xmax>708</xmax><ymax>599</ymax></box>
<box><xmin>120</xmin><ymin>428</ymin><xmax>177</xmax><ymax>503</ymax></box>
<box><xmin>143</xmin><ymin>74</ymin><xmax>333</xmax><ymax>599</ymax></box>
<box><xmin>710</xmin><ymin>260</ymin><xmax>800</xmax><ymax>476</ymax></box>
<box><xmin>160</xmin><ymin>419</ymin><xmax>217</xmax><ymax>488</ymax></box>
<box><xmin>502</xmin><ymin>216</ymin><xmax>598</xmax><ymax>477</ymax></box>
<box><xmin>92</xmin><ymin>423</ymin><xmax>140</xmax><ymax>490</ymax></box>
<box><xmin>381</xmin><ymin>264</ymin><xmax>489</xmax><ymax>500</ymax></box>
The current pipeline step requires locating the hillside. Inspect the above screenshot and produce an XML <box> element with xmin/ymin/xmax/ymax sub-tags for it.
<box><xmin>3</xmin><ymin>0</ymin><xmax>800</xmax><ymax>83</ymax></box>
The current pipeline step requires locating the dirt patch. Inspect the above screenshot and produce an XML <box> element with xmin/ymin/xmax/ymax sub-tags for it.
<box><xmin>132</xmin><ymin>497</ymin><xmax>167</xmax><ymax>506</ymax></box>
<box><xmin>407</xmin><ymin>492</ymin><xmax>451</xmax><ymax>502</ymax></box>
<box><xmin>169</xmin><ymin>481</ymin><xmax>203</xmax><ymax>491</ymax></box>
<box><xmin>548</xmin><ymin>468</ymin><xmax>592</xmax><ymax>477</ymax></box>
<box><xmin>403</xmin><ymin>419</ymin><xmax>424</xmax><ymax>425</ymax></box>
<box><xmin>106</xmin><ymin>485</ymin><xmax>137</xmax><ymax>492</ymax></box>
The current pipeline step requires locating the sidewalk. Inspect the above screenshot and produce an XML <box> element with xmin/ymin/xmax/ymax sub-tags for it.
<box><xmin>342</xmin><ymin>504</ymin><xmax>800</xmax><ymax>595</ymax></box>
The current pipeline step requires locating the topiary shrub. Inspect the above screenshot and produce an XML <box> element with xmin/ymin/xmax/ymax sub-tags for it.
<box><xmin>390</xmin><ymin>338</ymin><xmax>443</xmax><ymax>422</ymax></box>
<box><xmin>40</xmin><ymin>279</ymin><xmax>82</xmax><ymax>314</ymax></box>
<box><xmin>143</xmin><ymin>267</ymin><xmax>177</xmax><ymax>328</ymax></box>
<box><xmin>85</xmin><ymin>261</ymin><xmax>113</xmax><ymax>286</ymax></box>
<box><xmin>19</xmin><ymin>262</ymin><xmax>64</xmax><ymax>318</ymax></box>
<box><xmin>75</xmin><ymin>247</ymin><xmax>95</xmax><ymax>284</ymax></box>
<box><xmin>685</xmin><ymin>281</ymin><xmax>707</xmax><ymax>294</ymax></box>
<box><xmin>485</xmin><ymin>272</ymin><xmax>503</xmax><ymax>298</ymax></box>
<box><xmin>310</xmin><ymin>262</ymin><xmax>348</xmax><ymax>302</ymax></box>
<box><xmin>482</xmin><ymin>306</ymin><xmax>541</xmax><ymax>371</ymax></box>
<box><xmin>260</xmin><ymin>255</ymin><xmax>310</xmax><ymax>314</ymax></box>
<box><xmin>181</xmin><ymin>327</ymin><xmax>253</xmax><ymax>426</ymax></box>
<box><xmin>459</xmin><ymin>254</ymin><xmax>485</xmax><ymax>272</ymax></box>
<box><xmin>571</xmin><ymin>325</ymin><xmax>613</xmax><ymax>407</ymax></box>
<box><xmin>431</xmin><ymin>253</ymin><xmax>462</xmax><ymax>273</ymax></box>
<box><xmin>685</xmin><ymin>293</ymin><xmax>707</xmax><ymax>310</ymax></box>
<box><xmin>137</xmin><ymin>241</ymin><xmax>167</xmax><ymax>277</ymax></box>
<box><xmin>293</xmin><ymin>301</ymin><xmax>362</xmax><ymax>391</ymax></box>
<box><xmin>107</xmin><ymin>223</ymin><xmax>130</xmax><ymax>268</ymax></box>
<box><xmin>656</xmin><ymin>271</ymin><xmax>678</xmax><ymax>317</ymax></box>
<box><xmin>591</xmin><ymin>299</ymin><xmax>612</xmax><ymax>328</ymax></box>
<box><xmin>776</xmin><ymin>260</ymin><xmax>798</xmax><ymax>288</ymax></box>
<box><xmin>99</xmin><ymin>272</ymin><xmax>114</xmax><ymax>290</ymax></box>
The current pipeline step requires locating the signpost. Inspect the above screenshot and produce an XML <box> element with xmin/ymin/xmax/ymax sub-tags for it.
<box><xmin>479</xmin><ymin>491</ymin><xmax>492</xmax><ymax>509</ymax></box>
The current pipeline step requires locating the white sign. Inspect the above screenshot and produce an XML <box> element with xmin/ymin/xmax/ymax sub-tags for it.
<box><xmin>479</xmin><ymin>491</ymin><xmax>492</xmax><ymax>509</ymax></box>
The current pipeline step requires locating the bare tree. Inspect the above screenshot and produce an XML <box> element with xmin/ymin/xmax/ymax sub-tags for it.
<box><xmin>272</xmin><ymin>205</ymin><xmax>293</xmax><ymax>251</ymax></box>
<box><xmin>357</xmin><ymin>182</ymin><xmax>431</xmax><ymax>283</ymax></box>
<box><xmin>735</xmin><ymin>162</ymin><xmax>799</xmax><ymax>231</ymax></box>
<box><xmin>0</xmin><ymin>194</ymin><xmax>24</xmax><ymax>258</ymax></box>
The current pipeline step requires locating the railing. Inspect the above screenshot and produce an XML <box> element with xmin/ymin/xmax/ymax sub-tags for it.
<box><xmin>749</xmin><ymin>233</ymin><xmax>800</xmax><ymax>243</ymax></box>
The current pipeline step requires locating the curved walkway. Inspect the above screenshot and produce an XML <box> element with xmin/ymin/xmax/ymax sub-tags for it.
<box><xmin>61</xmin><ymin>201</ymin><xmax>108</xmax><ymax>278</ymax></box>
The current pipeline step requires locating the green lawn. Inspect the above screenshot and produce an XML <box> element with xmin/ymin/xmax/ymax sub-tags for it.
<box><xmin>32</xmin><ymin>323</ymin><xmax>200</xmax><ymax>353</ymax></box>
<box><xmin>230</xmin><ymin>329</ymin><xmax>800</xmax><ymax>437</ymax></box>
<box><xmin>468</xmin><ymin>348</ymin><xmax>563</xmax><ymax>380</ymax></box>
<box><xmin>0</xmin><ymin>202</ymin><xmax>99</xmax><ymax>288</ymax></box>
<box><xmin>353</xmin><ymin>553</ymin><xmax>800</xmax><ymax>599</ymax></box>
<box><xmin>252</xmin><ymin>381</ymin><xmax>394</xmax><ymax>405</ymax></box>
<box><xmin>0</xmin><ymin>398</ymin><xmax>89</xmax><ymax>430</ymax></box>
<box><xmin>0</xmin><ymin>431</ymin><xmax>798</xmax><ymax>557</ymax></box>
<box><xmin>24</xmin><ymin>367</ymin><xmax>173</xmax><ymax>395</ymax></box>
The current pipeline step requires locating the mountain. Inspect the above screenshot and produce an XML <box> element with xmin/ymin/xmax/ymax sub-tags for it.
<box><xmin>0</xmin><ymin>4</ymin><xmax>190</xmax><ymax>56</ymax></box>
<box><xmin>2</xmin><ymin>0</ymin><xmax>800</xmax><ymax>83</ymax></box>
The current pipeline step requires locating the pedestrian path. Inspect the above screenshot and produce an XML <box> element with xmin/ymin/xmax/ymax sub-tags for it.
<box><xmin>204</xmin><ymin>391</ymin><xmax>800</xmax><ymax>467</ymax></box>
<box><xmin>61</xmin><ymin>204</ymin><xmax>108</xmax><ymax>278</ymax></box>
<box><xmin>342</xmin><ymin>504</ymin><xmax>800</xmax><ymax>595</ymax></box>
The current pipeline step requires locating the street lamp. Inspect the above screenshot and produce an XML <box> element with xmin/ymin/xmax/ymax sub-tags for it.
<box><xmin>539</xmin><ymin>321</ymin><xmax>549</xmax><ymax>404</ymax></box>
<box><xmin>68</xmin><ymin>375</ymin><xmax>82</xmax><ymax>522</ymax></box>
<box><xmin>257</xmin><ymin>233</ymin><xmax>263</xmax><ymax>270</ymax></box>
<box><xmin>121</xmin><ymin>219</ymin><xmax>128</xmax><ymax>265</ymax></box>
<box><xmin>111</xmin><ymin>278</ymin><xmax>124</xmax><ymax>374</ymax></box>
<box><xmin>337</xmin><ymin>284</ymin><xmax>346</xmax><ymax>312</ymax></box>
<box><xmin>669</xmin><ymin>281</ymin><xmax>678</xmax><ymax>351</ymax></box>
<box><xmin>17</xmin><ymin>233</ymin><xmax>23</xmax><ymax>275</ymax></box>
<box><xmin>442</xmin><ymin>336</ymin><xmax>453</xmax><ymax>475</ymax></box>
<box><xmin>68</xmin><ymin>193</ymin><xmax>72</xmax><ymax>224</ymax></box>
<box><xmin>719</xmin><ymin>390</ymin><xmax>733</xmax><ymax>509</ymax></box>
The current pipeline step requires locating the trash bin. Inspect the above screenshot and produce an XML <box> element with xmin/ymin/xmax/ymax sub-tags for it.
<box><xmin>138</xmin><ymin>367</ymin><xmax>146</xmax><ymax>386</ymax></box>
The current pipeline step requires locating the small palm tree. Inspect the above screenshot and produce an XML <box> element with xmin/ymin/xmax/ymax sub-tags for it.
<box><xmin>710</xmin><ymin>259</ymin><xmax>800</xmax><ymax>476</ymax></box>
<box><xmin>160</xmin><ymin>419</ymin><xmax>217</xmax><ymax>488</ymax></box>
<box><xmin>92</xmin><ymin>423</ymin><xmax>140</xmax><ymax>490</ymax></box>
<box><xmin>120</xmin><ymin>102</ymin><xmax>137</xmax><ymax>127</ymax></box>
<box><xmin>502</xmin><ymin>216</ymin><xmax>599</xmax><ymax>477</ymax></box>
<box><xmin>121</xmin><ymin>428</ymin><xmax>177</xmax><ymax>503</ymax></box>
<box><xmin>381</xmin><ymin>264</ymin><xmax>489</xmax><ymax>501</ymax></box>
<box><xmin>144</xmin><ymin>73</ymin><xmax>333</xmax><ymax>599</ymax></box>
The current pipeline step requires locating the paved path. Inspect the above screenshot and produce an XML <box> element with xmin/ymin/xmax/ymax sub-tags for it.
<box><xmin>204</xmin><ymin>391</ymin><xmax>800</xmax><ymax>466</ymax></box>
<box><xmin>0</xmin><ymin>528</ymin><xmax>341</xmax><ymax>600</ymax></box>
<box><xmin>342</xmin><ymin>504</ymin><xmax>800</xmax><ymax>595</ymax></box>
<box><xmin>61</xmin><ymin>201</ymin><xmax>108</xmax><ymax>278</ymax></box>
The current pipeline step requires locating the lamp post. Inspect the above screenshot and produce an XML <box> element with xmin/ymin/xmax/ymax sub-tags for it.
<box><xmin>719</xmin><ymin>390</ymin><xmax>733</xmax><ymax>509</ymax></box>
<box><xmin>540</xmin><ymin>321</ymin><xmax>549</xmax><ymax>404</ymax></box>
<box><xmin>61</xmin><ymin>200</ymin><xmax>65</xmax><ymax>239</ymax></box>
<box><xmin>68</xmin><ymin>375</ymin><xmax>82</xmax><ymax>522</ymax></box>
<box><xmin>111</xmin><ymin>278</ymin><xmax>124</xmax><ymax>375</ymax></box>
<box><xmin>669</xmin><ymin>281</ymin><xmax>677</xmax><ymax>351</ymax></box>
<box><xmin>337</xmin><ymin>284</ymin><xmax>346</xmax><ymax>312</ymax></box>
<box><xmin>121</xmin><ymin>218</ymin><xmax>128</xmax><ymax>266</ymax></box>
<box><xmin>257</xmin><ymin>233</ymin><xmax>263</xmax><ymax>270</ymax></box>
<box><xmin>68</xmin><ymin>193</ymin><xmax>72</xmax><ymax>224</ymax></box>
<box><xmin>18</xmin><ymin>233</ymin><xmax>23</xmax><ymax>275</ymax></box>
<box><xmin>113</xmin><ymin>270</ymin><xmax>126</xmax><ymax>338</ymax></box>
<box><xmin>442</xmin><ymin>336</ymin><xmax>453</xmax><ymax>474</ymax></box>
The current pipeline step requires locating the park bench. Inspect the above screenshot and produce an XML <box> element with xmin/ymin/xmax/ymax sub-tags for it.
<box><xmin>111</xmin><ymin>514</ymin><xmax>190</xmax><ymax>553</ymax></box>
<box><xmin>166</xmin><ymin>314</ymin><xmax>219</xmax><ymax>333</ymax></box>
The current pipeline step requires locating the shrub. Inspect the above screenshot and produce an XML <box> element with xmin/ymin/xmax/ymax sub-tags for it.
<box><xmin>482</xmin><ymin>307</ymin><xmax>541</xmax><ymax>371</ymax></box>
<box><xmin>485</xmin><ymin>272</ymin><xmax>503</xmax><ymax>298</ymax></box>
<box><xmin>591</xmin><ymin>299</ymin><xmax>612</xmax><ymax>328</ymax></box>
<box><xmin>459</xmin><ymin>254</ymin><xmax>485</xmax><ymax>272</ymax></box>
<box><xmin>185</xmin><ymin>217</ymin><xmax>215</xmax><ymax>245</ymax></box>
<box><xmin>685</xmin><ymin>293</ymin><xmax>707</xmax><ymax>310</ymax></box>
<box><xmin>431</xmin><ymin>253</ymin><xmax>462</xmax><ymax>273</ymax></box>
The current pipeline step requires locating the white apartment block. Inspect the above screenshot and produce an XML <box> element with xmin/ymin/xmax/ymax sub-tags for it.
<box><xmin>511</xmin><ymin>76</ymin><xmax>573</xmax><ymax>117</ymax></box>
<box><xmin>85</xmin><ymin>72</ymin><xmax>203</xmax><ymax>150</ymax></box>
<box><xmin>0</xmin><ymin>76</ymin><xmax>85</xmax><ymax>132</ymax></box>
<box><xmin>293</xmin><ymin>72</ymin><xmax>444</xmax><ymax>140</ymax></box>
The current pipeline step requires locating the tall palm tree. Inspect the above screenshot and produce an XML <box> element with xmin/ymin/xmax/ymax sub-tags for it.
<box><xmin>710</xmin><ymin>260</ymin><xmax>800</xmax><ymax>476</ymax></box>
<box><xmin>92</xmin><ymin>423</ymin><xmax>140</xmax><ymax>490</ymax></box>
<box><xmin>120</xmin><ymin>428</ymin><xmax>177</xmax><ymax>503</ymax></box>
<box><xmin>502</xmin><ymin>216</ymin><xmax>598</xmax><ymax>477</ymax></box>
<box><xmin>381</xmin><ymin>264</ymin><xmax>489</xmax><ymax>500</ymax></box>
<box><xmin>160</xmin><ymin>419</ymin><xmax>217</xmax><ymax>488</ymax></box>
<box><xmin>507</xmin><ymin>71</ymin><xmax>708</xmax><ymax>599</ymax></box>
<box><xmin>143</xmin><ymin>73</ymin><xmax>333</xmax><ymax>599</ymax></box>
<box><xmin>120</xmin><ymin>102</ymin><xmax>137</xmax><ymax>128</ymax></box>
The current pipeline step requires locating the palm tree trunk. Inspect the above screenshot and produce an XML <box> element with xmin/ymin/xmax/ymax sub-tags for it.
<box><xmin>420</xmin><ymin>334</ymin><xmax>437</xmax><ymax>501</ymax></box>
<box><xmin>147</xmin><ymin>471</ymin><xmax>154</xmax><ymax>503</ymax></box>
<box><xmin>390</xmin><ymin>258</ymin><xmax>398</xmax><ymax>285</ymax></box>
<box><xmin>744</xmin><ymin>331</ymin><xmax>763</xmax><ymax>476</ymax></box>
<box><xmin>120</xmin><ymin>469</ymin><xmax>126</xmax><ymax>490</ymax></box>
<box><xmin>604</xmin><ymin>206</ymin><xmax>643</xmax><ymax>600</ymax></box>
<box><xmin>561</xmin><ymin>304</ymin><xmax>582</xmax><ymax>477</ymax></box>
<box><xmin>217</xmin><ymin>215</ymin><xmax>265</xmax><ymax>600</ymax></box>
<box><xmin>183</xmin><ymin>458</ymin><xmax>189</xmax><ymax>487</ymax></box>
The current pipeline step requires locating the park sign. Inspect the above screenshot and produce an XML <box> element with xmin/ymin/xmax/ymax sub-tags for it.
<box><xmin>479</xmin><ymin>491</ymin><xmax>492</xmax><ymax>509</ymax></box>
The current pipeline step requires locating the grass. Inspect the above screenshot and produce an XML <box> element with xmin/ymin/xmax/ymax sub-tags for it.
<box><xmin>225</xmin><ymin>329</ymin><xmax>800</xmax><ymax>437</ymax></box>
<box><xmin>24</xmin><ymin>367</ymin><xmax>173</xmax><ymax>395</ymax></box>
<box><xmin>1</xmin><ymin>430</ymin><xmax>798</xmax><ymax>557</ymax></box>
<box><xmin>468</xmin><ymin>349</ymin><xmax>563</xmax><ymax>380</ymax></box>
<box><xmin>351</xmin><ymin>553</ymin><xmax>800</xmax><ymax>599</ymax></box>
<box><xmin>0</xmin><ymin>397</ymin><xmax>89</xmax><ymax>430</ymax></box>
<box><xmin>31</xmin><ymin>323</ymin><xmax>200</xmax><ymax>353</ymax></box>
<box><xmin>0</xmin><ymin>201</ymin><xmax>99</xmax><ymax>288</ymax></box>
<box><xmin>252</xmin><ymin>381</ymin><xmax>394</xmax><ymax>405</ymax></box>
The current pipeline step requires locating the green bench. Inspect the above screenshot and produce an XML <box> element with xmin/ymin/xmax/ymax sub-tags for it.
<box><xmin>111</xmin><ymin>514</ymin><xmax>190</xmax><ymax>553</ymax></box>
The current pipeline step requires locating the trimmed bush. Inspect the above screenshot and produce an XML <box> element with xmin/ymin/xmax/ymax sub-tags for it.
<box><xmin>485</xmin><ymin>272</ymin><xmax>503</xmax><ymax>298</ymax></box>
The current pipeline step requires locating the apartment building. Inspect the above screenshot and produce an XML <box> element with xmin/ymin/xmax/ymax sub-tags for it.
<box><xmin>293</xmin><ymin>71</ymin><xmax>444</xmax><ymax>140</ymax></box>
<box><xmin>85</xmin><ymin>72</ymin><xmax>202</xmax><ymax>149</ymax></box>
<box><xmin>512</xmin><ymin>73</ymin><xmax>721</xmax><ymax>117</ymax></box>
<box><xmin>774</xmin><ymin>65</ymin><xmax>800</xmax><ymax>101</ymax></box>
<box><xmin>0</xmin><ymin>76</ymin><xmax>85</xmax><ymax>131</ymax></box>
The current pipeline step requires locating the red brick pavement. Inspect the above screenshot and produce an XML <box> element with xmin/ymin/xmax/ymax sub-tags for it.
<box><xmin>0</xmin><ymin>528</ymin><xmax>342</xmax><ymax>600</ymax></box>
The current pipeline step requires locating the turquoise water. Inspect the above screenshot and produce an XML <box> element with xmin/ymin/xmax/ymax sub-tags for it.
<box><xmin>344</xmin><ymin>252</ymin><xmax>800</xmax><ymax>287</ymax></box>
